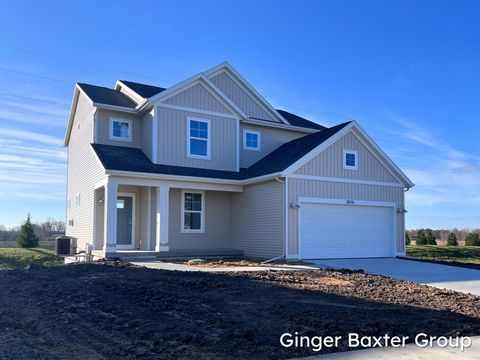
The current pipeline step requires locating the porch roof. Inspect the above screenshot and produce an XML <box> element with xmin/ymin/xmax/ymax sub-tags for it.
<box><xmin>91</xmin><ymin>122</ymin><xmax>350</xmax><ymax>181</ymax></box>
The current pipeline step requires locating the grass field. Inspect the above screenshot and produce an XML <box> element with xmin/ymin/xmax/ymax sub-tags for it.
<box><xmin>0</xmin><ymin>240</ymin><xmax>54</xmax><ymax>249</ymax></box>
<box><xmin>0</xmin><ymin>248</ymin><xmax>63</xmax><ymax>269</ymax></box>
<box><xmin>407</xmin><ymin>245</ymin><xmax>480</xmax><ymax>265</ymax></box>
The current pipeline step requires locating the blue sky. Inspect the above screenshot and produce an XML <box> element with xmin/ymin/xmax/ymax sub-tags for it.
<box><xmin>0</xmin><ymin>0</ymin><xmax>479</xmax><ymax>229</ymax></box>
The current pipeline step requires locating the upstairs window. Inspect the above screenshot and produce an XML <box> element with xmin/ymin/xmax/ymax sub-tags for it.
<box><xmin>109</xmin><ymin>118</ymin><xmax>132</xmax><ymax>141</ymax></box>
<box><xmin>75</xmin><ymin>193</ymin><xmax>81</xmax><ymax>207</ymax></box>
<box><xmin>243</xmin><ymin>129</ymin><xmax>260</xmax><ymax>151</ymax></box>
<box><xmin>187</xmin><ymin>117</ymin><xmax>210</xmax><ymax>159</ymax></box>
<box><xmin>343</xmin><ymin>149</ymin><xmax>358</xmax><ymax>170</ymax></box>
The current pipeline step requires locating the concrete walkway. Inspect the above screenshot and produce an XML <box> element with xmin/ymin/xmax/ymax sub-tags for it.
<box><xmin>130</xmin><ymin>259</ymin><xmax>316</xmax><ymax>272</ymax></box>
<box><xmin>311</xmin><ymin>258</ymin><xmax>480</xmax><ymax>296</ymax></box>
<box><xmin>294</xmin><ymin>336</ymin><xmax>480</xmax><ymax>359</ymax></box>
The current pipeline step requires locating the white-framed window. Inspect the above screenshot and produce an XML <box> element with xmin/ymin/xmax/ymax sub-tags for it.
<box><xmin>187</xmin><ymin>117</ymin><xmax>210</xmax><ymax>159</ymax></box>
<box><xmin>75</xmin><ymin>193</ymin><xmax>81</xmax><ymax>207</ymax></box>
<box><xmin>243</xmin><ymin>129</ymin><xmax>261</xmax><ymax>151</ymax></box>
<box><xmin>109</xmin><ymin>118</ymin><xmax>132</xmax><ymax>141</ymax></box>
<box><xmin>181</xmin><ymin>190</ymin><xmax>205</xmax><ymax>233</ymax></box>
<box><xmin>343</xmin><ymin>149</ymin><xmax>358</xmax><ymax>170</ymax></box>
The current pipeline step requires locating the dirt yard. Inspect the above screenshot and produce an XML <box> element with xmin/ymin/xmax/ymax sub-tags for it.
<box><xmin>1</xmin><ymin>261</ymin><xmax>480</xmax><ymax>359</ymax></box>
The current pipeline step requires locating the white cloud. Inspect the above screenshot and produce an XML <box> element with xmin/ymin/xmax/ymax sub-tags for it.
<box><xmin>0</xmin><ymin>128</ymin><xmax>63</xmax><ymax>146</ymax></box>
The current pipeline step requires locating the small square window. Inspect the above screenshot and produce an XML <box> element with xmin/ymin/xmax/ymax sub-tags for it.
<box><xmin>343</xmin><ymin>150</ymin><xmax>358</xmax><ymax>170</ymax></box>
<box><xmin>243</xmin><ymin>130</ymin><xmax>260</xmax><ymax>151</ymax></box>
<box><xmin>117</xmin><ymin>199</ymin><xmax>125</xmax><ymax>209</ymax></box>
<box><xmin>109</xmin><ymin>118</ymin><xmax>132</xmax><ymax>141</ymax></box>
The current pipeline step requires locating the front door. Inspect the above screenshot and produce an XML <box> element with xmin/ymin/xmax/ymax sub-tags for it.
<box><xmin>116</xmin><ymin>194</ymin><xmax>134</xmax><ymax>249</ymax></box>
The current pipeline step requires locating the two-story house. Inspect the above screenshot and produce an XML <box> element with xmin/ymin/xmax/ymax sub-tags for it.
<box><xmin>64</xmin><ymin>62</ymin><xmax>413</xmax><ymax>260</ymax></box>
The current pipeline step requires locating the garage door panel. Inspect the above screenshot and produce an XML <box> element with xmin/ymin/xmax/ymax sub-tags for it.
<box><xmin>299</xmin><ymin>202</ymin><xmax>393</xmax><ymax>259</ymax></box>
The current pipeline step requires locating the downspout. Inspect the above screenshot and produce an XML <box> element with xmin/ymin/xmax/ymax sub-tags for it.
<box><xmin>262</xmin><ymin>176</ymin><xmax>286</xmax><ymax>263</ymax></box>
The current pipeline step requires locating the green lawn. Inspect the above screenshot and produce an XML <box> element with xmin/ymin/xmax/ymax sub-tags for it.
<box><xmin>407</xmin><ymin>245</ymin><xmax>480</xmax><ymax>265</ymax></box>
<box><xmin>0</xmin><ymin>248</ymin><xmax>63</xmax><ymax>269</ymax></box>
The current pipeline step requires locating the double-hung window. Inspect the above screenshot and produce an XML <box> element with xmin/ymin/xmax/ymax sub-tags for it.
<box><xmin>187</xmin><ymin>118</ymin><xmax>210</xmax><ymax>159</ymax></box>
<box><xmin>109</xmin><ymin>118</ymin><xmax>132</xmax><ymax>141</ymax></box>
<box><xmin>343</xmin><ymin>149</ymin><xmax>358</xmax><ymax>170</ymax></box>
<box><xmin>243</xmin><ymin>129</ymin><xmax>260</xmax><ymax>151</ymax></box>
<box><xmin>181</xmin><ymin>191</ymin><xmax>204</xmax><ymax>232</ymax></box>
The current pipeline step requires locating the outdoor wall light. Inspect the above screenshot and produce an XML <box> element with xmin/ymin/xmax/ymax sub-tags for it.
<box><xmin>397</xmin><ymin>208</ymin><xmax>408</xmax><ymax>213</ymax></box>
<box><xmin>346</xmin><ymin>200</ymin><xmax>355</xmax><ymax>204</ymax></box>
<box><xmin>290</xmin><ymin>202</ymin><xmax>301</xmax><ymax>209</ymax></box>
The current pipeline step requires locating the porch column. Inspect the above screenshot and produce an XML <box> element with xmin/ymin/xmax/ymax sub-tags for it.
<box><xmin>104</xmin><ymin>181</ymin><xmax>118</xmax><ymax>255</ymax></box>
<box><xmin>155</xmin><ymin>185</ymin><xmax>170</xmax><ymax>252</ymax></box>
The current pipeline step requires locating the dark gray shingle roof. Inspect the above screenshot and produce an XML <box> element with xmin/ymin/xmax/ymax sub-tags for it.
<box><xmin>276</xmin><ymin>109</ymin><xmax>326</xmax><ymax>130</ymax></box>
<box><xmin>119</xmin><ymin>80</ymin><xmax>166</xmax><ymax>98</ymax></box>
<box><xmin>91</xmin><ymin>121</ymin><xmax>351</xmax><ymax>180</ymax></box>
<box><xmin>77</xmin><ymin>83</ymin><xmax>137</xmax><ymax>108</ymax></box>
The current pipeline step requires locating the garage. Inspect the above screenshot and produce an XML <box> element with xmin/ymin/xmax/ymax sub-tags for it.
<box><xmin>299</xmin><ymin>199</ymin><xmax>395</xmax><ymax>259</ymax></box>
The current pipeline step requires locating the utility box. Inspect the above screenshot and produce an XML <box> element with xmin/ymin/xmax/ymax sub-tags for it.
<box><xmin>55</xmin><ymin>236</ymin><xmax>75</xmax><ymax>256</ymax></box>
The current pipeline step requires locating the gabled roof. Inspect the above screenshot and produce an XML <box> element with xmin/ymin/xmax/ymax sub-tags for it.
<box><xmin>276</xmin><ymin>110</ymin><xmax>326</xmax><ymax>131</ymax></box>
<box><xmin>91</xmin><ymin>121</ymin><xmax>350</xmax><ymax>181</ymax></box>
<box><xmin>77</xmin><ymin>83</ymin><xmax>137</xmax><ymax>108</ymax></box>
<box><xmin>118</xmin><ymin>80</ymin><xmax>166</xmax><ymax>98</ymax></box>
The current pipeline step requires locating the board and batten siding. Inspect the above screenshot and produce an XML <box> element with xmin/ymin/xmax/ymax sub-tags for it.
<box><xmin>287</xmin><ymin>179</ymin><xmax>405</xmax><ymax>256</ymax></box>
<box><xmin>209</xmin><ymin>71</ymin><xmax>277</xmax><ymax>122</ymax></box>
<box><xmin>230</xmin><ymin>180</ymin><xmax>284</xmax><ymax>258</ymax></box>
<box><xmin>156</xmin><ymin>107</ymin><xmax>237</xmax><ymax>171</ymax></box>
<box><xmin>168</xmin><ymin>189</ymin><xmax>231</xmax><ymax>250</ymax></box>
<box><xmin>295</xmin><ymin>130</ymin><xmax>399</xmax><ymax>183</ymax></box>
<box><xmin>95</xmin><ymin>109</ymin><xmax>142</xmax><ymax>148</ymax></box>
<box><xmin>164</xmin><ymin>83</ymin><xmax>231</xmax><ymax>114</ymax></box>
<box><xmin>240</xmin><ymin>124</ymin><xmax>306</xmax><ymax>168</ymax></box>
<box><xmin>66</xmin><ymin>93</ymin><xmax>105</xmax><ymax>252</ymax></box>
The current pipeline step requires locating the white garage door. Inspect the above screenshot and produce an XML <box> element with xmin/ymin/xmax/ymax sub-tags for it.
<box><xmin>299</xmin><ymin>202</ymin><xmax>394</xmax><ymax>259</ymax></box>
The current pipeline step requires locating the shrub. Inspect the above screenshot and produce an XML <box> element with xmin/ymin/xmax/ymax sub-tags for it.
<box><xmin>447</xmin><ymin>232</ymin><xmax>458</xmax><ymax>246</ymax></box>
<box><xmin>465</xmin><ymin>233</ymin><xmax>480</xmax><ymax>246</ymax></box>
<box><xmin>16</xmin><ymin>214</ymin><xmax>39</xmax><ymax>248</ymax></box>
<box><xmin>405</xmin><ymin>231</ymin><xmax>411</xmax><ymax>245</ymax></box>
<box><xmin>416</xmin><ymin>229</ymin><xmax>427</xmax><ymax>245</ymax></box>
<box><xmin>426</xmin><ymin>229</ymin><xmax>437</xmax><ymax>245</ymax></box>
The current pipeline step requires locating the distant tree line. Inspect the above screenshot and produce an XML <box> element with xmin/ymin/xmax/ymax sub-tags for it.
<box><xmin>0</xmin><ymin>217</ymin><xmax>65</xmax><ymax>242</ymax></box>
<box><xmin>407</xmin><ymin>228</ymin><xmax>480</xmax><ymax>246</ymax></box>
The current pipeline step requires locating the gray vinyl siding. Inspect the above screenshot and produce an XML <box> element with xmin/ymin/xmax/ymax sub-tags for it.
<box><xmin>164</xmin><ymin>83</ymin><xmax>231</xmax><ymax>114</ymax></box>
<box><xmin>140</xmin><ymin>111</ymin><xmax>153</xmax><ymax>160</ymax></box>
<box><xmin>94</xmin><ymin>188</ymin><xmax>104</xmax><ymax>250</ymax></box>
<box><xmin>95</xmin><ymin>109</ymin><xmax>141</xmax><ymax>148</ymax></box>
<box><xmin>210</xmin><ymin>71</ymin><xmax>277</xmax><ymax>122</ymax></box>
<box><xmin>287</xmin><ymin>178</ymin><xmax>405</xmax><ymax>256</ymax></box>
<box><xmin>240</xmin><ymin>124</ymin><xmax>306</xmax><ymax>167</ymax></box>
<box><xmin>295</xmin><ymin>130</ymin><xmax>399</xmax><ymax>183</ymax></box>
<box><xmin>66</xmin><ymin>93</ymin><xmax>104</xmax><ymax>252</ymax></box>
<box><xmin>230</xmin><ymin>180</ymin><xmax>284</xmax><ymax>258</ymax></box>
<box><xmin>156</xmin><ymin>107</ymin><xmax>237</xmax><ymax>171</ymax></box>
<box><xmin>168</xmin><ymin>189</ymin><xmax>231</xmax><ymax>251</ymax></box>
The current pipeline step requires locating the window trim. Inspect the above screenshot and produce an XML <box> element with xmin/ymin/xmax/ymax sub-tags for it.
<box><xmin>109</xmin><ymin>117</ymin><xmax>133</xmax><ymax>142</ymax></box>
<box><xmin>243</xmin><ymin>129</ymin><xmax>261</xmax><ymax>151</ymax></box>
<box><xmin>343</xmin><ymin>149</ymin><xmax>358</xmax><ymax>170</ymax></box>
<box><xmin>186</xmin><ymin>117</ymin><xmax>211</xmax><ymax>160</ymax></box>
<box><xmin>181</xmin><ymin>190</ymin><xmax>205</xmax><ymax>233</ymax></box>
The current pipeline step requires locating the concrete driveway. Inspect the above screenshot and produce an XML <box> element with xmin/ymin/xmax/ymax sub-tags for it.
<box><xmin>310</xmin><ymin>258</ymin><xmax>480</xmax><ymax>296</ymax></box>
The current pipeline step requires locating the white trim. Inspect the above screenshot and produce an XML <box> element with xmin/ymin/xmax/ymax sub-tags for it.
<box><xmin>186</xmin><ymin>117</ymin><xmax>211</xmax><ymax>160</ymax></box>
<box><xmin>343</xmin><ymin>149</ymin><xmax>358</xmax><ymax>170</ymax></box>
<box><xmin>285</xmin><ymin>176</ymin><xmax>289</xmax><ymax>258</ymax></box>
<box><xmin>181</xmin><ymin>190</ymin><xmax>205</xmax><ymax>233</ymax></box>
<box><xmin>156</xmin><ymin>185</ymin><xmax>170</xmax><ymax>252</ymax></box>
<box><xmin>156</xmin><ymin>102</ymin><xmax>238</xmax><ymax>119</ymax></box>
<box><xmin>243</xmin><ymin>129</ymin><xmax>261</xmax><ymax>151</ymax></box>
<box><xmin>147</xmin><ymin>188</ymin><xmax>152</xmax><ymax>250</ymax></box>
<box><xmin>204</xmin><ymin>62</ymin><xmax>289</xmax><ymax>124</ymax></box>
<box><xmin>236</xmin><ymin>118</ymin><xmax>240</xmax><ymax>171</ymax></box>
<box><xmin>115</xmin><ymin>80</ymin><xmax>145</xmax><ymax>104</ymax></box>
<box><xmin>288</xmin><ymin>174</ymin><xmax>404</xmax><ymax>188</ymax></box>
<box><xmin>109</xmin><ymin>117</ymin><xmax>133</xmax><ymax>142</ymax></box>
<box><xmin>297</xmin><ymin>197</ymin><xmax>397</xmax><ymax>259</ymax></box>
<box><xmin>116</xmin><ymin>192</ymin><xmax>136</xmax><ymax>249</ymax></box>
<box><xmin>152</xmin><ymin>108</ymin><xmax>158</xmax><ymax>163</ymax></box>
<box><xmin>104</xmin><ymin>180</ymin><xmax>118</xmax><ymax>254</ymax></box>
<box><xmin>93</xmin><ymin>103</ymin><xmax>137</xmax><ymax>114</ymax></box>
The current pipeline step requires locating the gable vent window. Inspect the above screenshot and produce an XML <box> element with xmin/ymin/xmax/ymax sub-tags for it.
<box><xmin>187</xmin><ymin>117</ymin><xmax>210</xmax><ymax>159</ymax></box>
<box><xmin>109</xmin><ymin>118</ymin><xmax>132</xmax><ymax>142</ymax></box>
<box><xmin>243</xmin><ymin>130</ymin><xmax>260</xmax><ymax>151</ymax></box>
<box><xmin>343</xmin><ymin>150</ymin><xmax>358</xmax><ymax>170</ymax></box>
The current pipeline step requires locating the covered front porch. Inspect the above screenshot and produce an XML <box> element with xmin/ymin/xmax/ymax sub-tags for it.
<box><xmin>92</xmin><ymin>175</ymin><xmax>243</xmax><ymax>258</ymax></box>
